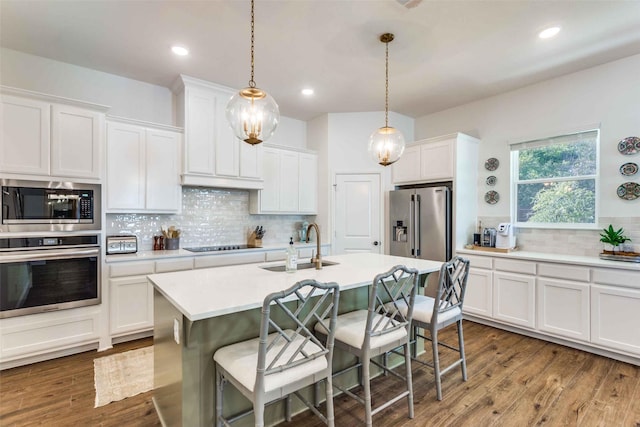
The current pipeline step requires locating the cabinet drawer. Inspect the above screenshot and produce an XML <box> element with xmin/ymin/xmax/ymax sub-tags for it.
<box><xmin>592</xmin><ymin>269</ymin><xmax>640</xmax><ymax>288</ymax></box>
<box><xmin>463</xmin><ymin>254</ymin><xmax>493</xmax><ymax>270</ymax></box>
<box><xmin>538</xmin><ymin>263</ymin><xmax>590</xmax><ymax>282</ymax></box>
<box><xmin>494</xmin><ymin>259</ymin><xmax>536</xmax><ymax>275</ymax></box>
<box><xmin>194</xmin><ymin>252</ymin><xmax>266</xmax><ymax>269</ymax></box>
<box><xmin>110</xmin><ymin>261</ymin><xmax>155</xmax><ymax>278</ymax></box>
<box><xmin>155</xmin><ymin>258</ymin><xmax>194</xmax><ymax>273</ymax></box>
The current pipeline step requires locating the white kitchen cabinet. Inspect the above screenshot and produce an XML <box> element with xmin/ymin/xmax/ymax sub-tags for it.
<box><xmin>493</xmin><ymin>271</ymin><xmax>536</xmax><ymax>329</ymax></box>
<box><xmin>390</xmin><ymin>145</ymin><xmax>420</xmax><ymax>184</ymax></box>
<box><xmin>591</xmin><ymin>285</ymin><xmax>640</xmax><ymax>355</ymax></box>
<box><xmin>0</xmin><ymin>88</ymin><xmax>106</xmax><ymax>180</ymax></box>
<box><xmin>106</xmin><ymin>119</ymin><xmax>182</xmax><ymax>213</ymax></box>
<box><xmin>0</xmin><ymin>94</ymin><xmax>50</xmax><ymax>175</ymax></box>
<box><xmin>173</xmin><ymin>75</ymin><xmax>263</xmax><ymax>190</ymax></box>
<box><xmin>109</xmin><ymin>261</ymin><xmax>155</xmax><ymax>338</ymax></box>
<box><xmin>51</xmin><ymin>104</ymin><xmax>102</xmax><ymax>179</ymax></box>
<box><xmin>463</xmin><ymin>254</ymin><xmax>494</xmax><ymax>318</ymax></box>
<box><xmin>249</xmin><ymin>145</ymin><xmax>318</xmax><ymax>214</ymax></box>
<box><xmin>537</xmin><ymin>278</ymin><xmax>590</xmax><ymax>341</ymax></box>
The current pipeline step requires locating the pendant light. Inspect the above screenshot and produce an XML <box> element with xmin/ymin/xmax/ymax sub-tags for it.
<box><xmin>368</xmin><ymin>33</ymin><xmax>405</xmax><ymax>166</ymax></box>
<box><xmin>226</xmin><ymin>0</ymin><xmax>279</xmax><ymax>145</ymax></box>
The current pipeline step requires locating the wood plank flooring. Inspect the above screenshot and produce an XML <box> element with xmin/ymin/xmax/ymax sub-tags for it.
<box><xmin>1</xmin><ymin>321</ymin><xmax>639</xmax><ymax>426</ymax></box>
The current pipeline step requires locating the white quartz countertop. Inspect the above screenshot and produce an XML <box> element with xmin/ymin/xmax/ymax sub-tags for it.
<box><xmin>148</xmin><ymin>253</ymin><xmax>442</xmax><ymax>322</ymax></box>
<box><xmin>456</xmin><ymin>248</ymin><xmax>640</xmax><ymax>271</ymax></box>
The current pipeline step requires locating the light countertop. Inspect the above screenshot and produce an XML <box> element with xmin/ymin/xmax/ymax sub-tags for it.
<box><xmin>147</xmin><ymin>252</ymin><xmax>442</xmax><ymax>322</ymax></box>
<box><xmin>456</xmin><ymin>248</ymin><xmax>640</xmax><ymax>271</ymax></box>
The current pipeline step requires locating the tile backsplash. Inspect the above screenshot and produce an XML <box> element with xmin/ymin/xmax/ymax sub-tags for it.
<box><xmin>477</xmin><ymin>216</ymin><xmax>640</xmax><ymax>256</ymax></box>
<box><xmin>106</xmin><ymin>187</ymin><xmax>314</xmax><ymax>251</ymax></box>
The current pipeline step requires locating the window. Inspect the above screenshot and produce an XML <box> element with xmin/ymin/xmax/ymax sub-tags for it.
<box><xmin>510</xmin><ymin>129</ymin><xmax>599</xmax><ymax>227</ymax></box>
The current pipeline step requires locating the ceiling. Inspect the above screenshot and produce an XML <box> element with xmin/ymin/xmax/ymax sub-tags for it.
<box><xmin>2</xmin><ymin>0</ymin><xmax>640</xmax><ymax>122</ymax></box>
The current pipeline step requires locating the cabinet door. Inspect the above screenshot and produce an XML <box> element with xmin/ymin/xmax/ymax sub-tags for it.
<box><xmin>51</xmin><ymin>104</ymin><xmax>102</xmax><ymax>179</ymax></box>
<box><xmin>464</xmin><ymin>268</ymin><xmax>493</xmax><ymax>318</ymax></box>
<box><xmin>146</xmin><ymin>129</ymin><xmax>181</xmax><ymax>211</ymax></box>
<box><xmin>279</xmin><ymin>150</ymin><xmax>299</xmax><ymax>212</ymax></box>
<box><xmin>591</xmin><ymin>285</ymin><xmax>640</xmax><ymax>355</ymax></box>
<box><xmin>392</xmin><ymin>145</ymin><xmax>420</xmax><ymax>184</ymax></box>
<box><xmin>537</xmin><ymin>278</ymin><xmax>589</xmax><ymax>342</ymax></box>
<box><xmin>420</xmin><ymin>139</ymin><xmax>454</xmax><ymax>181</ymax></box>
<box><xmin>214</xmin><ymin>91</ymin><xmax>240</xmax><ymax>178</ymax></box>
<box><xmin>260</xmin><ymin>148</ymin><xmax>281</xmax><ymax>212</ymax></box>
<box><xmin>240</xmin><ymin>142</ymin><xmax>262</xmax><ymax>179</ymax></box>
<box><xmin>184</xmin><ymin>86</ymin><xmax>216</xmax><ymax>175</ymax></box>
<box><xmin>298</xmin><ymin>152</ymin><xmax>317</xmax><ymax>213</ymax></box>
<box><xmin>0</xmin><ymin>95</ymin><xmax>50</xmax><ymax>175</ymax></box>
<box><xmin>493</xmin><ymin>271</ymin><xmax>536</xmax><ymax>329</ymax></box>
<box><xmin>109</xmin><ymin>276</ymin><xmax>154</xmax><ymax>336</ymax></box>
<box><xmin>106</xmin><ymin>122</ymin><xmax>145</xmax><ymax>210</ymax></box>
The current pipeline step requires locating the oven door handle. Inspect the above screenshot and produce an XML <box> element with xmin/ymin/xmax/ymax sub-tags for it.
<box><xmin>0</xmin><ymin>247</ymin><xmax>100</xmax><ymax>263</ymax></box>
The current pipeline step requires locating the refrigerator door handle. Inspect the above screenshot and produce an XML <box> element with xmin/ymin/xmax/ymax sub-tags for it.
<box><xmin>415</xmin><ymin>194</ymin><xmax>421</xmax><ymax>257</ymax></box>
<box><xmin>409</xmin><ymin>195</ymin><xmax>415</xmax><ymax>256</ymax></box>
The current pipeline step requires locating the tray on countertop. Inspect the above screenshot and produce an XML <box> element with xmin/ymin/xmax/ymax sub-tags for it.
<box><xmin>468</xmin><ymin>245</ymin><xmax>518</xmax><ymax>253</ymax></box>
<box><xmin>599</xmin><ymin>252</ymin><xmax>640</xmax><ymax>263</ymax></box>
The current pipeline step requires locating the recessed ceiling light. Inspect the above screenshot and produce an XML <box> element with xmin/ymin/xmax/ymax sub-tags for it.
<box><xmin>538</xmin><ymin>26</ymin><xmax>561</xmax><ymax>39</ymax></box>
<box><xmin>171</xmin><ymin>46</ymin><xmax>189</xmax><ymax>56</ymax></box>
<box><xmin>301</xmin><ymin>88</ymin><xmax>314</xmax><ymax>96</ymax></box>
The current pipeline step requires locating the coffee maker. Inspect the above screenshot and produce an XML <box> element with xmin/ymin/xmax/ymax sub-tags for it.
<box><xmin>496</xmin><ymin>223</ymin><xmax>516</xmax><ymax>249</ymax></box>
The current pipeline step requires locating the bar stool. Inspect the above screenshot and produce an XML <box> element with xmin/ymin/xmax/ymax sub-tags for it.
<box><xmin>214</xmin><ymin>279</ymin><xmax>340</xmax><ymax>427</ymax></box>
<box><xmin>393</xmin><ymin>256</ymin><xmax>470</xmax><ymax>400</ymax></box>
<box><xmin>316</xmin><ymin>265</ymin><xmax>419</xmax><ymax>427</ymax></box>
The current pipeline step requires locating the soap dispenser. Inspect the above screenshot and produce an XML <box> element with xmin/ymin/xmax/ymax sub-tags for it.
<box><xmin>285</xmin><ymin>237</ymin><xmax>297</xmax><ymax>273</ymax></box>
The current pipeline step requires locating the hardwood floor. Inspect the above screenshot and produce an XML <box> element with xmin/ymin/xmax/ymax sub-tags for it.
<box><xmin>1</xmin><ymin>322</ymin><xmax>639</xmax><ymax>426</ymax></box>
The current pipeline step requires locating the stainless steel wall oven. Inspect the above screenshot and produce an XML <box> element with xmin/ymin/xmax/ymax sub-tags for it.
<box><xmin>1</xmin><ymin>179</ymin><xmax>101</xmax><ymax>232</ymax></box>
<box><xmin>0</xmin><ymin>235</ymin><xmax>100</xmax><ymax>318</ymax></box>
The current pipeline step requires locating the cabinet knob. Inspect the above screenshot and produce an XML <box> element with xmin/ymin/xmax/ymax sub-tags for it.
<box><xmin>373</xmin><ymin>241</ymin><xmax>379</xmax><ymax>246</ymax></box>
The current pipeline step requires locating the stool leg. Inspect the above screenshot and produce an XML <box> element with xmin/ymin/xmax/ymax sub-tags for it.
<box><xmin>363</xmin><ymin>358</ymin><xmax>373</xmax><ymax>427</ymax></box>
<box><xmin>457</xmin><ymin>319</ymin><xmax>468</xmax><ymax>381</ymax></box>
<box><xmin>215</xmin><ymin>369</ymin><xmax>224</xmax><ymax>427</ymax></box>
<box><xmin>404</xmin><ymin>341</ymin><xmax>414</xmax><ymax>418</ymax></box>
<box><xmin>431</xmin><ymin>328</ymin><xmax>443</xmax><ymax>401</ymax></box>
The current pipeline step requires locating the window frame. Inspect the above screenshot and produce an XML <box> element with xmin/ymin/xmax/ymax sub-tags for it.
<box><xmin>509</xmin><ymin>129</ymin><xmax>600</xmax><ymax>230</ymax></box>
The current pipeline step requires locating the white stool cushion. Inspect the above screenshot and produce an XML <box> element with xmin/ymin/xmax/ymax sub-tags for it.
<box><xmin>319</xmin><ymin>310</ymin><xmax>408</xmax><ymax>350</ymax></box>
<box><xmin>390</xmin><ymin>295</ymin><xmax>462</xmax><ymax>326</ymax></box>
<box><xmin>214</xmin><ymin>330</ymin><xmax>327</xmax><ymax>393</ymax></box>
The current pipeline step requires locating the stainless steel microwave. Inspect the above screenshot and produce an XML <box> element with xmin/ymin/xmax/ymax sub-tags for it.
<box><xmin>1</xmin><ymin>179</ymin><xmax>101</xmax><ymax>232</ymax></box>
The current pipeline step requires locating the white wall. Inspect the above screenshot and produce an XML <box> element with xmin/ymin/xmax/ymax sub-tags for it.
<box><xmin>415</xmin><ymin>53</ymin><xmax>640</xmax><ymax>220</ymax></box>
<box><xmin>0</xmin><ymin>48</ymin><xmax>174</xmax><ymax>125</ymax></box>
<box><xmin>265</xmin><ymin>116</ymin><xmax>307</xmax><ymax>149</ymax></box>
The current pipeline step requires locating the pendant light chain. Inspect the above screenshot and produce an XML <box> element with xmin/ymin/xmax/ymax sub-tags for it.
<box><xmin>249</xmin><ymin>0</ymin><xmax>256</xmax><ymax>88</ymax></box>
<box><xmin>385</xmin><ymin>38</ymin><xmax>389</xmax><ymax>128</ymax></box>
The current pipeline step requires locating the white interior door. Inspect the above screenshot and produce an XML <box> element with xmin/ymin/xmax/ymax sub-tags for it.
<box><xmin>334</xmin><ymin>173</ymin><xmax>381</xmax><ymax>254</ymax></box>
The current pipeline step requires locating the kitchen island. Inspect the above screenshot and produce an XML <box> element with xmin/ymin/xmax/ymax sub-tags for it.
<box><xmin>148</xmin><ymin>252</ymin><xmax>442</xmax><ymax>427</ymax></box>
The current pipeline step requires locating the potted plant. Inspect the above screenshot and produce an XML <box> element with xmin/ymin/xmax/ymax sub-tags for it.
<box><xmin>599</xmin><ymin>224</ymin><xmax>631</xmax><ymax>254</ymax></box>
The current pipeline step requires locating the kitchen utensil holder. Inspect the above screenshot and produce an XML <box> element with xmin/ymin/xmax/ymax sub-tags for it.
<box><xmin>165</xmin><ymin>237</ymin><xmax>180</xmax><ymax>250</ymax></box>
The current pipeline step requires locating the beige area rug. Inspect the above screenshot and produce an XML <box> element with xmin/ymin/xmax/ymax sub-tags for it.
<box><xmin>93</xmin><ymin>346</ymin><xmax>154</xmax><ymax>408</ymax></box>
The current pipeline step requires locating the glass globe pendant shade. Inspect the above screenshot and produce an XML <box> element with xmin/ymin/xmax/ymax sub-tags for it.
<box><xmin>368</xmin><ymin>126</ymin><xmax>405</xmax><ymax>166</ymax></box>
<box><xmin>226</xmin><ymin>87</ymin><xmax>279</xmax><ymax>145</ymax></box>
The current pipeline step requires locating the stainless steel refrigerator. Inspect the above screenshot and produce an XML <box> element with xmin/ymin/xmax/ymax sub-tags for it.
<box><xmin>389</xmin><ymin>184</ymin><xmax>452</xmax><ymax>265</ymax></box>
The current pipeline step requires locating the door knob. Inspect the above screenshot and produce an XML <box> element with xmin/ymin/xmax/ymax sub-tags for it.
<box><xmin>373</xmin><ymin>241</ymin><xmax>379</xmax><ymax>246</ymax></box>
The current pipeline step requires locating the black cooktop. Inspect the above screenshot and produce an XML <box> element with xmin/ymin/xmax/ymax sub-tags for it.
<box><xmin>183</xmin><ymin>244</ymin><xmax>256</xmax><ymax>253</ymax></box>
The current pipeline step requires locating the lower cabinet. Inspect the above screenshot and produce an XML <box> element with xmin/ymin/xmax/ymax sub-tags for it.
<box><xmin>537</xmin><ymin>278</ymin><xmax>590</xmax><ymax>341</ymax></box>
<box><xmin>109</xmin><ymin>261</ymin><xmax>155</xmax><ymax>338</ymax></box>
<box><xmin>465</xmin><ymin>267</ymin><xmax>493</xmax><ymax>318</ymax></box>
<box><xmin>591</xmin><ymin>284</ymin><xmax>640</xmax><ymax>355</ymax></box>
<box><xmin>492</xmin><ymin>271</ymin><xmax>536</xmax><ymax>329</ymax></box>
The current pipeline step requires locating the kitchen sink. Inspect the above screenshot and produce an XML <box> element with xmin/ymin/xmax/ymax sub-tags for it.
<box><xmin>260</xmin><ymin>260</ymin><xmax>339</xmax><ymax>272</ymax></box>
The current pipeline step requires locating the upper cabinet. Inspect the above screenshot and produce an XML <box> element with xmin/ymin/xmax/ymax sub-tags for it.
<box><xmin>1</xmin><ymin>87</ymin><xmax>107</xmax><ymax>180</ymax></box>
<box><xmin>392</xmin><ymin>136</ymin><xmax>458</xmax><ymax>184</ymax></box>
<box><xmin>106</xmin><ymin>118</ymin><xmax>182</xmax><ymax>213</ymax></box>
<box><xmin>172</xmin><ymin>75</ymin><xmax>263</xmax><ymax>190</ymax></box>
<box><xmin>249</xmin><ymin>145</ymin><xmax>318</xmax><ymax>215</ymax></box>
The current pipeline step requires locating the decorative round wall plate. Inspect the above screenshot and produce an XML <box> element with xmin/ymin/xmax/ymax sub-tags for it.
<box><xmin>486</xmin><ymin>175</ymin><xmax>497</xmax><ymax>186</ymax></box>
<box><xmin>485</xmin><ymin>158</ymin><xmax>499</xmax><ymax>171</ymax></box>
<box><xmin>484</xmin><ymin>190</ymin><xmax>500</xmax><ymax>204</ymax></box>
<box><xmin>620</xmin><ymin>162</ymin><xmax>639</xmax><ymax>176</ymax></box>
<box><xmin>618</xmin><ymin>137</ymin><xmax>640</xmax><ymax>155</ymax></box>
<box><xmin>617</xmin><ymin>182</ymin><xmax>640</xmax><ymax>200</ymax></box>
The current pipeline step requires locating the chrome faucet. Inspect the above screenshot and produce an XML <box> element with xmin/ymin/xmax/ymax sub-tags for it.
<box><xmin>306</xmin><ymin>222</ymin><xmax>322</xmax><ymax>269</ymax></box>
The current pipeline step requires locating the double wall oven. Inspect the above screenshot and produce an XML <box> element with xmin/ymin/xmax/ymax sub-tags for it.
<box><xmin>0</xmin><ymin>180</ymin><xmax>102</xmax><ymax>319</ymax></box>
